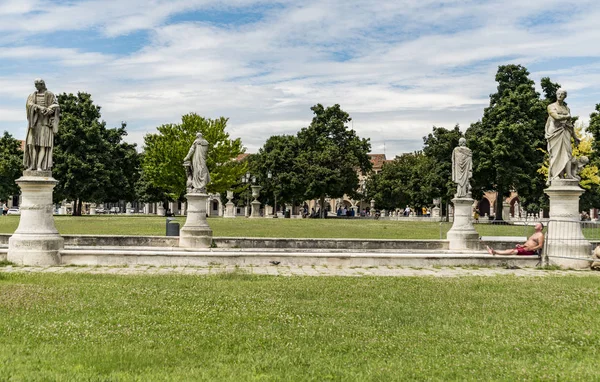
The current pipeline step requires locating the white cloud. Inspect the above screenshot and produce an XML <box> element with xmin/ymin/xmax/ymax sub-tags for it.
<box><xmin>1</xmin><ymin>0</ymin><xmax>600</xmax><ymax>158</ymax></box>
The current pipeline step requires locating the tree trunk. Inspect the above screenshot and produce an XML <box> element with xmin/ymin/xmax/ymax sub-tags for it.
<box><xmin>320</xmin><ymin>195</ymin><xmax>326</xmax><ymax>218</ymax></box>
<box><xmin>72</xmin><ymin>199</ymin><xmax>80</xmax><ymax>216</ymax></box>
<box><xmin>495</xmin><ymin>190</ymin><xmax>503</xmax><ymax>221</ymax></box>
<box><xmin>78</xmin><ymin>199</ymin><xmax>83</xmax><ymax>216</ymax></box>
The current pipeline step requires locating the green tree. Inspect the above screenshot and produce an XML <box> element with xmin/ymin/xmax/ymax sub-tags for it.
<box><xmin>141</xmin><ymin>113</ymin><xmax>246</xmax><ymax>203</ymax></box>
<box><xmin>251</xmin><ymin>135</ymin><xmax>305</xmax><ymax>208</ymax></box>
<box><xmin>54</xmin><ymin>93</ymin><xmax>139</xmax><ymax>215</ymax></box>
<box><xmin>296</xmin><ymin>104</ymin><xmax>372</xmax><ymax>217</ymax></box>
<box><xmin>366</xmin><ymin>152</ymin><xmax>436</xmax><ymax>211</ymax></box>
<box><xmin>465</xmin><ymin>65</ymin><xmax>547</xmax><ymax>220</ymax></box>
<box><xmin>422</xmin><ymin>124</ymin><xmax>463</xmax><ymax>210</ymax></box>
<box><xmin>0</xmin><ymin>132</ymin><xmax>23</xmax><ymax>202</ymax></box>
<box><xmin>582</xmin><ymin>104</ymin><xmax>600</xmax><ymax>210</ymax></box>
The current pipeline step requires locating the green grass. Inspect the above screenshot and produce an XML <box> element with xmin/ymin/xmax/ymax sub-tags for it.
<box><xmin>1</xmin><ymin>273</ymin><xmax>599</xmax><ymax>380</ymax></box>
<box><xmin>0</xmin><ymin>215</ymin><xmax>545</xmax><ymax>239</ymax></box>
<box><xmin>0</xmin><ymin>215</ymin><xmax>596</xmax><ymax>240</ymax></box>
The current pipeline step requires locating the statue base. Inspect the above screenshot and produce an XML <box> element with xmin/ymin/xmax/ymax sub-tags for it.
<box><xmin>250</xmin><ymin>200</ymin><xmax>261</xmax><ymax>218</ymax></box>
<box><xmin>224</xmin><ymin>201</ymin><xmax>236</xmax><ymax>218</ymax></box>
<box><xmin>447</xmin><ymin>197</ymin><xmax>479</xmax><ymax>250</ymax></box>
<box><xmin>8</xmin><ymin>172</ymin><xmax>64</xmax><ymax>266</ymax></box>
<box><xmin>179</xmin><ymin>193</ymin><xmax>213</xmax><ymax>248</ymax></box>
<box><xmin>544</xmin><ymin>179</ymin><xmax>591</xmax><ymax>269</ymax></box>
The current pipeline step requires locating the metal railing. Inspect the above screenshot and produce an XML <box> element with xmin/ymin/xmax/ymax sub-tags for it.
<box><xmin>542</xmin><ymin>220</ymin><xmax>596</xmax><ymax>264</ymax></box>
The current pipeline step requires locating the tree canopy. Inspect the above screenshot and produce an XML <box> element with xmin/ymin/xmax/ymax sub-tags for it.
<box><xmin>366</xmin><ymin>151</ymin><xmax>437</xmax><ymax>211</ymax></box>
<box><xmin>250</xmin><ymin>134</ymin><xmax>304</xmax><ymax>207</ymax></box>
<box><xmin>53</xmin><ymin>92</ymin><xmax>139</xmax><ymax>215</ymax></box>
<box><xmin>465</xmin><ymin>65</ymin><xmax>547</xmax><ymax>219</ymax></box>
<box><xmin>296</xmin><ymin>104</ymin><xmax>372</xmax><ymax>216</ymax></box>
<box><xmin>141</xmin><ymin>113</ymin><xmax>246</xmax><ymax>202</ymax></box>
<box><xmin>422</xmin><ymin>125</ymin><xmax>463</xmax><ymax>204</ymax></box>
<box><xmin>0</xmin><ymin>132</ymin><xmax>23</xmax><ymax>202</ymax></box>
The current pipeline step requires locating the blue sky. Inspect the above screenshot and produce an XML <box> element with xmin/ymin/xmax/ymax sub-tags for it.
<box><xmin>1</xmin><ymin>0</ymin><xmax>600</xmax><ymax>157</ymax></box>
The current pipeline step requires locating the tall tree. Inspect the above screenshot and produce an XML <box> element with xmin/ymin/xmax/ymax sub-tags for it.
<box><xmin>0</xmin><ymin>132</ymin><xmax>23</xmax><ymax>202</ymax></box>
<box><xmin>366</xmin><ymin>152</ymin><xmax>436</xmax><ymax>211</ymax></box>
<box><xmin>465</xmin><ymin>65</ymin><xmax>547</xmax><ymax>220</ymax></box>
<box><xmin>251</xmin><ymin>135</ymin><xmax>305</xmax><ymax>208</ymax></box>
<box><xmin>54</xmin><ymin>93</ymin><xmax>138</xmax><ymax>215</ymax></box>
<box><xmin>296</xmin><ymin>104</ymin><xmax>372</xmax><ymax>217</ymax></box>
<box><xmin>141</xmin><ymin>113</ymin><xmax>246</xmax><ymax>203</ymax></box>
<box><xmin>582</xmin><ymin>104</ymin><xmax>600</xmax><ymax>210</ymax></box>
<box><xmin>422</xmin><ymin>124</ymin><xmax>463</xmax><ymax>208</ymax></box>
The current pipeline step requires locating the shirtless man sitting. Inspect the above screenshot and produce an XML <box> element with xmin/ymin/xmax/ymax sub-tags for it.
<box><xmin>486</xmin><ymin>222</ymin><xmax>545</xmax><ymax>256</ymax></box>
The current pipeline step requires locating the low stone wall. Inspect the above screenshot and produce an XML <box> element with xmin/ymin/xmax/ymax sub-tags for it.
<box><xmin>60</xmin><ymin>250</ymin><xmax>540</xmax><ymax>268</ymax></box>
<box><xmin>214</xmin><ymin>237</ymin><xmax>448</xmax><ymax>250</ymax></box>
<box><xmin>0</xmin><ymin>233</ymin><xmax>572</xmax><ymax>252</ymax></box>
<box><xmin>380</xmin><ymin>216</ymin><xmax>445</xmax><ymax>222</ymax></box>
<box><xmin>0</xmin><ymin>234</ymin><xmax>179</xmax><ymax>247</ymax></box>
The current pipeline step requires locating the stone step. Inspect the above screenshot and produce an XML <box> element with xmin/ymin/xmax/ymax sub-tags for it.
<box><xmin>59</xmin><ymin>248</ymin><xmax>541</xmax><ymax>268</ymax></box>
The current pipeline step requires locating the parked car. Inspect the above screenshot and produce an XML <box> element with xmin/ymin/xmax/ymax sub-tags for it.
<box><xmin>109</xmin><ymin>207</ymin><xmax>120</xmax><ymax>214</ymax></box>
<box><xmin>7</xmin><ymin>208</ymin><xmax>20</xmax><ymax>215</ymax></box>
<box><xmin>95</xmin><ymin>207</ymin><xmax>106</xmax><ymax>214</ymax></box>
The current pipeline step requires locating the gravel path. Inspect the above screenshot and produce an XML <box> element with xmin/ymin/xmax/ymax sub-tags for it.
<box><xmin>1</xmin><ymin>265</ymin><xmax>599</xmax><ymax>277</ymax></box>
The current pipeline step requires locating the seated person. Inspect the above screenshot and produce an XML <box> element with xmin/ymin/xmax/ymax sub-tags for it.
<box><xmin>486</xmin><ymin>222</ymin><xmax>544</xmax><ymax>256</ymax></box>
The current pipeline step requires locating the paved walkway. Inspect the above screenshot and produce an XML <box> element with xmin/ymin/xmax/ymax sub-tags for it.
<box><xmin>1</xmin><ymin>265</ymin><xmax>599</xmax><ymax>277</ymax></box>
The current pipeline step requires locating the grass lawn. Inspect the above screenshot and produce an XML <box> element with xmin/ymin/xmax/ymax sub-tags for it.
<box><xmin>1</xmin><ymin>272</ymin><xmax>599</xmax><ymax>380</ymax></box>
<box><xmin>0</xmin><ymin>215</ymin><xmax>552</xmax><ymax>239</ymax></box>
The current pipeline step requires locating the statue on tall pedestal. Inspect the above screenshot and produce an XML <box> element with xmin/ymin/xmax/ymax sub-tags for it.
<box><xmin>545</xmin><ymin>88</ymin><xmax>581</xmax><ymax>185</ymax></box>
<box><xmin>183</xmin><ymin>132</ymin><xmax>210</xmax><ymax>193</ymax></box>
<box><xmin>25</xmin><ymin>79</ymin><xmax>59</xmax><ymax>171</ymax></box>
<box><xmin>452</xmin><ymin>138</ymin><xmax>472</xmax><ymax>198</ymax></box>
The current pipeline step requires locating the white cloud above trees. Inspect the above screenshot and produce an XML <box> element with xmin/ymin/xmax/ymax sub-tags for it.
<box><xmin>0</xmin><ymin>0</ymin><xmax>599</xmax><ymax>157</ymax></box>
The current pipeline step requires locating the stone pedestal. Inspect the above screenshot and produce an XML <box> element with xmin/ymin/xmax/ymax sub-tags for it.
<box><xmin>8</xmin><ymin>171</ymin><xmax>64</xmax><ymax>266</ymax></box>
<box><xmin>225</xmin><ymin>201</ymin><xmax>236</xmax><ymax>218</ymax></box>
<box><xmin>157</xmin><ymin>205</ymin><xmax>165</xmax><ymax>216</ymax></box>
<box><xmin>545</xmin><ymin>179</ymin><xmax>591</xmax><ymax>269</ymax></box>
<box><xmin>502</xmin><ymin>201</ymin><xmax>510</xmax><ymax>221</ymax></box>
<box><xmin>89</xmin><ymin>205</ymin><xmax>97</xmax><ymax>215</ymax></box>
<box><xmin>179</xmin><ymin>193</ymin><xmax>212</xmax><ymax>248</ymax></box>
<box><xmin>447</xmin><ymin>197</ymin><xmax>479</xmax><ymax>250</ymax></box>
<box><xmin>431</xmin><ymin>206</ymin><xmax>441</xmax><ymax>218</ymax></box>
<box><xmin>250</xmin><ymin>200</ymin><xmax>261</xmax><ymax>218</ymax></box>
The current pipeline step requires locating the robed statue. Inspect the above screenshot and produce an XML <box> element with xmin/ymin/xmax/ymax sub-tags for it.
<box><xmin>25</xmin><ymin>78</ymin><xmax>59</xmax><ymax>171</ymax></box>
<box><xmin>183</xmin><ymin>132</ymin><xmax>210</xmax><ymax>193</ymax></box>
<box><xmin>545</xmin><ymin>88</ymin><xmax>580</xmax><ymax>184</ymax></box>
<box><xmin>452</xmin><ymin>138</ymin><xmax>472</xmax><ymax>198</ymax></box>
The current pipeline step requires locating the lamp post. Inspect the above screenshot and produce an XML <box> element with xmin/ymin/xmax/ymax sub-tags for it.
<box><xmin>242</xmin><ymin>172</ymin><xmax>252</xmax><ymax>217</ymax></box>
<box><xmin>267</xmin><ymin>171</ymin><xmax>278</xmax><ymax>218</ymax></box>
<box><xmin>361</xmin><ymin>180</ymin><xmax>366</xmax><ymax>215</ymax></box>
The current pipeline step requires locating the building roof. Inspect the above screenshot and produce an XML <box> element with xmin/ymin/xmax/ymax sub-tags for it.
<box><xmin>234</xmin><ymin>153</ymin><xmax>251</xmax><ymax>162</ymax></box>
<box><xmin>368</xmin><ymin>154</ymin><xmax>387</xmax><ymax>170</ymax></box>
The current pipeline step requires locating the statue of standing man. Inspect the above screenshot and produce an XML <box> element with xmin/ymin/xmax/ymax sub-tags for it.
<box><xmin>25</xmin><ymin>79</ymin><xmax>59</xmax><ymax>171</ymax></box>
<box><xmin>183</xmin><ymin>132</ymin><xmax>211</xmax><ymax>193</ymax></box>
<box><xmin>545</xmin><ymin>88</ymin><xmax>579</xmax><ymax>184</ymax></box>
<box><xmin>452</xmin><ymin>138</ymin><xmax>472</xmax><ymax>198</ymax></box>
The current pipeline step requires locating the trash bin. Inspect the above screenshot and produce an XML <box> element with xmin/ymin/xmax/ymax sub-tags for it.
<box><xmin>166</xmin><ymin>218</ymin><xmax>180</xmax><ymax>236</ymax></box>
<box><xmin>285</xmin><ymin>210</ymin><xmax>291</xmax><ymax>218</ymax></box>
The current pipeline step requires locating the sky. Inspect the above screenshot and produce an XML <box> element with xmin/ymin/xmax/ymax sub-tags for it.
<box><xmin>1</xmin><ymin>0</ymin><xmax>600</xmax><ymax>158</ymax></box>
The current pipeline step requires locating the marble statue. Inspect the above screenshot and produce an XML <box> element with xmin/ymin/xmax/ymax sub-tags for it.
<box><xmin>25</xmin><ymin>79</ymin><xmax>59</xmax><ymax>171</ymax></box>
<box><xmin>183</xmin><ymin>132</ymin><xmax>210</xmax><ymax>193</ymax></box>
<box><xmin>545</xmin><ymin>88</ymin><xmax>580</xmax><ymax>184</ymax></box>
<box><xmin>451</xmin><ymin>138</ymin><xmax>472</xmax><ymax>198</ymax></box>
<box><xmin>570</xmin><ymin>155</ymin><xmax>589</xmax><ymax>181</ymax></box>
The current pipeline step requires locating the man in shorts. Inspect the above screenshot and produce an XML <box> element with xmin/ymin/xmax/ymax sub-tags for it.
<box><xmin>486</xmin><ymin>222</ymin><xmax>545</xmax><ymax>256</ymax></box>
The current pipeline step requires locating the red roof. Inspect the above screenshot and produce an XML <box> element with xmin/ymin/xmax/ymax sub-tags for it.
<box><xmin>235</xmin><ymin>153</ymin><xmax>250</xmax><ymax>162</ymax></box>
<box><xmin>368</xmin><ymin>154</ymin><xmax>387</xmax><ymax>169</ymax></box>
